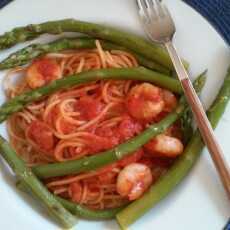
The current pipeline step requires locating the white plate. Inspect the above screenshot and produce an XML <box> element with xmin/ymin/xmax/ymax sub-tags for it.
<box><xmin>0</xmin><ymin>0</ymin><xmax>229</xmax><ymax>229</ymax></box>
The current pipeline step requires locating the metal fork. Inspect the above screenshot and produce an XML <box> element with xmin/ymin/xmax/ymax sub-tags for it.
<box><xmin>136</xmin><ymin>0</ymin><xmax>230</xmax><ymax>199</ymax></box>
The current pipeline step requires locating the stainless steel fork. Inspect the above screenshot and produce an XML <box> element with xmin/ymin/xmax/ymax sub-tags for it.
<box><xmin>136</xmin><ymin>0</ymin><xmax>230</xmax><ymax>199</ymax></box>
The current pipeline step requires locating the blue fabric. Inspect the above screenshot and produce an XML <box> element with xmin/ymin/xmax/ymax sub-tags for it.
<box><xmin>0</xmin><ymin>0</ymin><xmax>12</xmax><ymax>9</ymax></box>
<box><xmin>224</xmin><ymin>219</ymin><xmax>230</xmax><ymax>230</ymax></box>
<box><xmin>183</xmin><ymin>0</ymin><xmax>230</xmax><ymax>45</ymax></box>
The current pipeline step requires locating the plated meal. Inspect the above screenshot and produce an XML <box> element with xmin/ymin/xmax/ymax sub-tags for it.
<box><xmin>0</xmin><ymin>18</ymin><xmax>229</xmax><ymax>229</ymax></box>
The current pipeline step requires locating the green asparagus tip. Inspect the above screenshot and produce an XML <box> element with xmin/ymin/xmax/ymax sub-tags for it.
<box><xmin>193</xmin><ymin>70</ymin><xmax>207</xmax><ymax>93</ymax></box>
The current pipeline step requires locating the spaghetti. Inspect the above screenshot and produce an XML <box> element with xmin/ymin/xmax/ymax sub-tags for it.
<box><xmin>6</xmin><ymin>40</ymin><xmax>182</xmax><ymax>210</ymax></box>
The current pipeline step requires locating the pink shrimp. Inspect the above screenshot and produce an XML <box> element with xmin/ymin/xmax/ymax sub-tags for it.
<box><xmin>26</xmin><ymin>58</ymin><xmax>61</xmax><ymax>89</ymax></box>
<box><xmin>116</xmin><ymin>163</ymin><xmax>152</xmax><ymax>200</ymax></box>
<box><xmin>126</xmin><ymin>83</ymin><xmax>165</xmax><ymax>122</ymax></box>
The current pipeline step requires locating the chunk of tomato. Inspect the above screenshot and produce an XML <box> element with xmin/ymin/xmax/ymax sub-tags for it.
<box><xmin>117</xmin><ymin>115</ymin><xmax>143</xmax><ymax>141</ymax></box>
<box><xmin>26</xmin><ymin>120</ymin><xmax>54</xmax><ymax>154</ymax></box>
<box><xmin>75</xmin><ymin>96</ymin><xmax>104</xmax><ymax>120</ymax></box>
<box><xmin>69</xmin><ymin>182</ymin><xmax>82</xmax><ymax>203</ymax></box>
<box><xmin>88</xmin><ymin>135</ymin><xmax>118</xmax><ymax>153</ymax></box>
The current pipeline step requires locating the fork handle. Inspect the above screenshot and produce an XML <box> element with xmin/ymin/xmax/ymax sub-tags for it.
<box><xmin>165</xmin><ymin>41</ymin><xmax>230</xmax><ymax>200</ymax></box>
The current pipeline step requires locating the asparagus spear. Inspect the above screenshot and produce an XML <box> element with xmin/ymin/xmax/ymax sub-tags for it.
<box><xmin>16</xmin><ymin>180</ymin><xmax>127</xmax><ymax>220</ymax></box>
<box><xmin>0</xmin><ymin>19</ymin><xmax>189</xmax><ymax>70</ymax></box>
<box><xmin>56</xmin><ymin>196</ymin><xmax>126</xmax><ymax>220</ymax></box>
<box><xmin>116</xmin><ymin>67</ymin><xmax>230</xmax><ymax>228</ymax></box>
<box><xmin>33</xmin><ymin>101</ymin><xmax>185</xmax><ymax>178</ymax></box>
<box><xmin>0</xmin><ymin>136</ymin><xmax>77</xmax><ymax>228</ymax></box>
<box><xmin>181</xmin><ymin>70</ymin><xmax>207</xmax><ymax>144</ymax></box>
<box><xmin>0</xmin><ymin>67</ymin><xmax>182</xmax><ymax>123</ymax></box>
<box><xmin>32</xmin><ymin>73</ymin><xmax>206</xmax><ymax>179</ymax></box>
<box><xmin>3</xmin><ymin>73</ymin><xmax>204</xmax><ymax>223</ymax></box>
<box><xmin>0</xmin><ymin>37</ymin><xmax>170</xmax><ymax>74</ymax></box>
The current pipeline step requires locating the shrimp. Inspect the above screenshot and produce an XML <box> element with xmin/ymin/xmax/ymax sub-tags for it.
<box><xmin>126</xmin><ymin>83</ymin><xmax>164</xmax><ymax>122</ymax></box>
<box><xmin>116</xmin><ymin>163</ymin><xmax>152</xmax><ymax>200</ymax></box>
<box><xmin>26</xmin><ymin>58</ymin><xmax>61</xmax><ymax>89</ymax></box>
<box><xmin>162</xmin><ymin>89</ymin><xmax>178</xmax><ymax>112</ymax></box>
<box><xmin>145</xmin><ymin>134</ymin><xmax>184</xmax><ymax>157</ymax></box>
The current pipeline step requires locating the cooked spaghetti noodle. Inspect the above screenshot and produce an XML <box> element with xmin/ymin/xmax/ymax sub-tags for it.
<box><xmin>6</xmin><ymin>40</ymin><xmax>182</xmax><ymax>210</ymax></box>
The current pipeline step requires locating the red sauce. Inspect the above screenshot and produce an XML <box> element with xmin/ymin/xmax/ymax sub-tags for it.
<box><xmin>98</xmin><ymin>170</ymin><xmax>117</xmax><ymax>184</ymax></box>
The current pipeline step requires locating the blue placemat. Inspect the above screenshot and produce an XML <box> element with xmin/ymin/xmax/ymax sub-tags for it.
<box><xmin>224</xmin><ymin>219</ymin><xmax>230</xmax><ymax>230</ymax></box>
<box><xmin>183</xmin><ymin>0</ymin><xmax>230</xmax><ymax>45</ymax></box>
<box><xmin>0</xmin><ymin>0</ymin><xmax>12</xmax><ymax>9</ymax></box>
